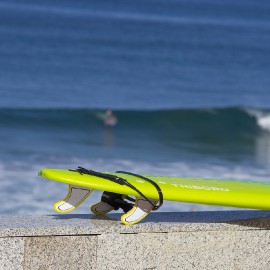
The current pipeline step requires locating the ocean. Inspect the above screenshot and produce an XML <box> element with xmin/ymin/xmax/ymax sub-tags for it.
<box><xmin>1</xmin><ymin>0</ymin><xmax>270</xmax><ymax>214</ymax></box>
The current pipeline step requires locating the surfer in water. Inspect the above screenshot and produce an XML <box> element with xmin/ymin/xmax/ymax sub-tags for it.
<box><xmin>97</xmin><ymin>109</ymin><xmax>118</xmax><ymax>127</ymax></box>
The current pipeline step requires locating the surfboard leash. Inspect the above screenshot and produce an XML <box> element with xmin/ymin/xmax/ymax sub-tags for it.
<box><xmin>69</xmin><ymin>166</ymin><xmax>163</xmax><ymax>210</ymax></box>
<box><xmin>116</xmin><ymin>171</ymin><xmax>163</xmax><ymax>210</ymax></box>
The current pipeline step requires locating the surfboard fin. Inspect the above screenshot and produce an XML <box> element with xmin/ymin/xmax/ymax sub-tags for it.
<box><xmin>91</xmin><ymin>191</ymin><xmax>133</xmax><ymax>215</ymax></box>
<box><xmin>91</xmin><ymin>192</ymin><xmax>157</xmax><ymax>225</ymax></box>
<box><xmin>121</xmin><ymin>197</ymin><xmax>158</xmax><ymax>225</ymax></box>
<box><xmin>91</xmin><ymin>201</ymin><xmax>114</xmax><ymax>215</ymax></box>
<box><xmin>54</xmin><ymin>185</ymin><xmax>93</xmax><ymax>213</ymax></box>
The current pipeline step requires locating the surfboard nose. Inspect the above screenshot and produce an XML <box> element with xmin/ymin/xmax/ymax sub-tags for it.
<box><xmin>38</xmin><ymin>170</ymin><xmax>43</xmax><ymax>176</ymax></box>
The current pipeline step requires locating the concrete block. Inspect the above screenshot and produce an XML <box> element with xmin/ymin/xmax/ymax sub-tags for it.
<box><xmin>97</xmin><ymin>231</ymin><xmax>238</xmax><ymax>270</ymax></box>
<box><xmin>233</xmin><ymin>231</ymin><xmax>270</xmax><ymax>270</ymax></box>
<box><xmin>163</xmin><ymin>231</ymin><xmax>235</xmax><ymax>270</ymax></box>
<box><xmin>97</xmin><ymin>233</ymin><xmax>167</xmax><ymax>269</ymax></box>
<box><xmin>1</xmin><ymin>211</ymin><xmax>270</xmax><ymax>237</ymax></box>
<box><xmin>24</xmin><ymin>236</ymin><xmax>97</xmax><ymax>270</ymax></box>
<box><xmin>1</xmin><ymin>212</ymin><xmax>270</xmax><ymax>270</ymax></box>
<box><xmin>0</xmin><ymin>237</ymin><xmax>24</xmax><ymax>270</ymax></box>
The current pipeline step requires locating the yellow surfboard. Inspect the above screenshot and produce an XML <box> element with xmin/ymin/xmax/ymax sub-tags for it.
<box><xmin>38</xmin><ymin>168</ymin><xmax>270</xmax><ymax>225</ymax></box>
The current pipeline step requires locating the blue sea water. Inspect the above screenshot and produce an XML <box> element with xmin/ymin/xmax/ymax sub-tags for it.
<box><xmin>1</xmin><ymin>0</ymin><xmax>270</xmax><ymax>214</ymax></box>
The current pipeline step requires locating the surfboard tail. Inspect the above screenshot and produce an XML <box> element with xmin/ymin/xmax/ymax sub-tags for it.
<box><xmin>50</xmin><ymin>167</ymin><xmax>163</xmax><ymax>224</ymax></box>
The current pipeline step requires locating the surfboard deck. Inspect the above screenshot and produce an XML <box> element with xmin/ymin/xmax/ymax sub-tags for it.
<box><xmin>38</xmin><ymin>169</ymin><xmax>270</xmax><ymax>225</ymax></box>
<box><xmin>39</xmin><ymin>168</ymin><xmax>270</xmax><ymax>210</ymax></box>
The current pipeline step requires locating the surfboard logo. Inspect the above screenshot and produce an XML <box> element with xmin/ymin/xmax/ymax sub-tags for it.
<box><xmin>178</xmin><ymin>184</ymin><xmax>229</xmax><ymax>192</ymax></box>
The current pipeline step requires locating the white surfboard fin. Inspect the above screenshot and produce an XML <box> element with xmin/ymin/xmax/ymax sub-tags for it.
<box><xmin>54</xmin><ymin>185</ymin><xmax>93</xmax><ymax>213</ymax></box>
<box><xmin>121</xmin><ymin>197</ymin><xmax>158</xmax><ymax>225</ymax></box>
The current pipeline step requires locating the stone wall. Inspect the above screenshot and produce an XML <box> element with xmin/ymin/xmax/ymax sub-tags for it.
<box><xmin>1</xmin><ymin>211</ymin><xmax>270</xmax><ymax>269</ymax></box>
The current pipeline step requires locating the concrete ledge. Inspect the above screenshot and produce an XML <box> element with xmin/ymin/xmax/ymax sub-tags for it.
<box><xmin>1</xmin><ymin>211</ymin><xmax>270</xmax><ymax>269</ymax></box>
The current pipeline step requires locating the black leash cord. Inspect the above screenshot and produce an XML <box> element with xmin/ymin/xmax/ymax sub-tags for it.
<box><xmin>116</xmin><ymin>171</ymin><xmax>163</xmax><ymax>210</ymax></box>
<box><xmin>69</xmin><ymin>167</ymin><xmax>162</xmax><ymax>210</ymax></box>
<box><xmin>69</xmin><ymin>167</ymin><xmax>127</xmax><ymax>185</ymax></box>
<box><xmin>70</xmin><ymin>167</ymin><xmax>157</xmax><ymax>209</ymax></box>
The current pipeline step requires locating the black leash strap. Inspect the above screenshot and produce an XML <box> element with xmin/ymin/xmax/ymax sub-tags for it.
<box><xmin>116</xmin><ymin>171</ymin><xmax>163</xmax><ymax>210</ymax></box>
<box><xmin>69</xmin><ymin>167</ymin><xmax>163</xmax><ymax>211</ymax></box>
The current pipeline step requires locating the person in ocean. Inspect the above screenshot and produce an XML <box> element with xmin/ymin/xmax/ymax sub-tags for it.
<box><xmin>102</xmin><ymin>109</ymin><xmax>117</xmax><ymax>126</ymax></box>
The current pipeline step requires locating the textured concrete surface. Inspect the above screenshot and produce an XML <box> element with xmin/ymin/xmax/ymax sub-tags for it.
<box><xmin>1</xmin><ymin>210</ymin><xmax>270</xmax><ymax>237</ymax></box>
<box><xmin>24</xmin><ymin>236</ymin><xmax>97</xmax><ymax>270</ymax></box>
<box><xmin>0</xmin><ymin>211</ymin><xmax>270</xmax><ymax>270</ymax></box>
<box><xmin>0</xmin><ymin>237</ymin><xmax>24</xmax><ymax>270</ymax></box>
<box><xmin>96</xmin><ymin>230</ymin><xmax>270</xmax><ymax>270</ymax></box>
<box><xmin>97</xmin><ymin>233</ymin><xmax>168</xmax><ymax>269</ymax></box>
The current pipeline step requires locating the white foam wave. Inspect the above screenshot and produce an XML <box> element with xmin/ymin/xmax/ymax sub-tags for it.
<box><xmin>246</xmin><ymin>108</ymin><xmax>270</xmax><ymax>132</ymax></box>
<box><xmin>257</xmin><ymin>115</ymin><xmax>270</xmax><ymax>132</ymax></box>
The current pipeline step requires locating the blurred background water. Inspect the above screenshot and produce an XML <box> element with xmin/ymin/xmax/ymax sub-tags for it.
<box><xmin>1</xmin><ymin>0</ymin><xmax>270</xmax><ymax>214</ymax></box>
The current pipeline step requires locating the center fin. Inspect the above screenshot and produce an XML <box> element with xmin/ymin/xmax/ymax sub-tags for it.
<box><xmin>91</xmin><ymin>191</ymin><xmax>133</xmax><ymax>215</ymax></box>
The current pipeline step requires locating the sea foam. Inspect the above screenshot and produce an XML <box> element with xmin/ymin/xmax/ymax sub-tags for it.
<box><xmin>246</xmin><ymin>108</ymin><xmax>270</xmax><ymax>132</ymax></box>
